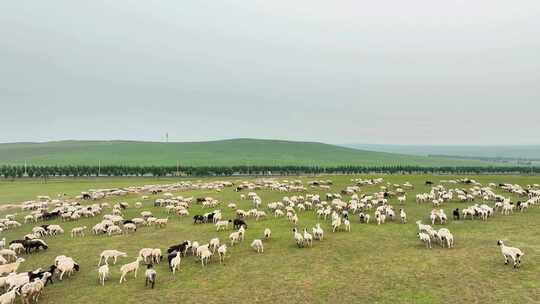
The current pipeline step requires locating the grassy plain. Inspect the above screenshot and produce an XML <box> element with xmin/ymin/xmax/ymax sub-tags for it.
<box><xmin>0</xmin><ymin>174</ymin><xmax>538</xmax><ymax>304</ymax></box>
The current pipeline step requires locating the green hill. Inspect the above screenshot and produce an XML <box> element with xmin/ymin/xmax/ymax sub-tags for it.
<box><xmin>0</xmin><ymin>139</ymin><xmax>506</xmax><ymax>167</ymax></box>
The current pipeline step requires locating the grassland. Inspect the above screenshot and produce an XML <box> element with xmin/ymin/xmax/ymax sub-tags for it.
<box><xmin>0</xmin><ymin>175</ymin><xmax>539</xmax><ymax>304</ymax></box>
<box><xmin>0</xmin><ymin>139</ymin><xmax>506</xmax><ymax>167</ymax></box>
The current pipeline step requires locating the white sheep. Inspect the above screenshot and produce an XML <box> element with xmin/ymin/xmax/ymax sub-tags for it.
<box><xmin>292</xmin><ymin>228</ymin><xmax>304</xmax><ymax>248</ymax></box>
<box><xmin>98</xmin><ymin>264</ymin><xmax>110</xmax><ymax>286</ymax></box>
<box><xmin>251</xmin><ymin>239</ymin><xmax>264</xmax><ymax>253</ymax></box>
<box><xmin>0</xmin><ymin>288</ymin><xmax>19</xmax><ymax>304</ymax></box>
<box><xmin>56</xmin><ymin>257</ymin><xmax>79</xmax><ymax>280</ymax></box>
<box><xmin>119</xmin><ymin>257</ymin><xmax>143</xmax><ymax>283</ymax></box>
<box><xmin>303</xmin><ymin>229</ymin><xmax>313</xmax><ymax>247</ymax></box>
<box><xmin>170</xmin><ymin>252</ymin><xmax>181</xmax><ymax>274</ymax></box>
<box><xmin>71</xmin><ymin>226</ymin><xmax>87</xmax><ymax>238</ymax></box>
<box><xmin>99</xmin><ymin>250</ymin><xmax>127</xmax><ymax>266</ymax></box>
<box><xmin>497</xmin><ymin>240</ymin><xmax>524</xmax><ymax>268</ymax></box>
<box><xmin>418</xmin><ymin>232</ymin><xmax>432</xmax><ymax>249</ymax></box>
<box><xmin>264</xmin><ymin>228</ymin><xmax>272</xmax><ymax>239</ymax></box>
<box><xmin>200</xmin><ymin>249</ymin><xmax>212</xmax><ymax>267</ymax></box>
<box><xmin>209</xmin><ymin>238</ymin><xmax>220</xmax><ymax>253</ymax></box>
<box><xmin>400</xmin><ymin>209</ymin><xmax>407</xmax><ymax>224</ymax></box>
<box><xmin>217</xmin><ymin>244</ymin><xmax>227</xmax><ymax>264</ymax></box>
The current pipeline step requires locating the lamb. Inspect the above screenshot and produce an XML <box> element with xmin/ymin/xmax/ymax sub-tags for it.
<box><xmin>169</xmin><ymin>252</ymin><xmax>181</xmax><ymax>274</ymax></box>
<box><xmin>145</xmin><ymin>264</ymin><xmax>157</xmax><ymax>288</ymax></box>
<box><xmin>22</xmin><ymin>272</ymin><xmax>51</xmax><ymax>304</ymax></box>
<box><xmin>415</xmin><ymin>221</ymin><xmax>432</xmax><ymax>233</ymax></box>
<box><xmin>497</xmin><ymin>240</ymin><xmax>524</xmax><ymax>268</ymax></box>
<box><xmin>358</xmin><ymin>212</ymin><xmax>370</xmax><ymax>224</ymax></box>
<box><xmin>99</xmin><ymin>250</ymin><xmax>128</xmax><ymax>266</ymax></box>
<box><xmin>98</xmin><ymin>264</ymin><xmax>110</xmax><ymax>286</ymax></box>
<box><xmin>418</xmin><ymin>232</ymin><xmax>432</xmax><ymax>248</ymax></box>
<box><xmin>71</xmin><ymin>226</ymin><xmax>87</xmax><ymax>238</ymax></box>
<box><xmin>263</xmin><ymin>228</ymin><xmax>272</xmax><ymax>239</ymax></box>
<box><xmin>0</xmin><ymin>258</ymin><xmax>25</xmax><ymax>275</ymax></box>
<box><xmin>251</xmin><ymin>239</ymin><xmax>264</xmax><ymax>253</ymax></box>
<box><xmin>0</xmin><ymin>238</ymin><xmax>5</xmax><ymax>250</ymax></box>
<box><xmin>119</xmin><ymin>257</ymin><xmax>143</xmax><ymax>283</ymax></box>
<box><xmin>292</xmin><ymin>228</ymin><xmax>304</xmax><ymax>248</ymax></box>
<box><xmin>155</xmin><ymin>218</ymin><xmax>168</xmax><ymax>228</ymax></box>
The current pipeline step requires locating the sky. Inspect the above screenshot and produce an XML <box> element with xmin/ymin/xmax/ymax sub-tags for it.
<box><xmin>1</xmin><ymin>1</ymin><xmax>539</xmax><ymax>145</ymax></box>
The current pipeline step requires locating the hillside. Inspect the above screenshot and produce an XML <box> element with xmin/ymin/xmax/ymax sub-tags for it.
<box><xmin>0</xmin><ymin>139</ymin><xmax>506</xmax><ymax>167</ymax></box>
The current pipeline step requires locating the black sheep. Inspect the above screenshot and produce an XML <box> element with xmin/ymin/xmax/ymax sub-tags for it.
<box><xmin>453</xmin><ymin>208</ymin><xmax>460</xmax><ymax>220</ymax></box>
<box><xmin>233</xmin><ymin>219</ymin><xmax>247</xmax><ymax>230</ymax></box>
<box><xmin>193</xmin><ymin>215</ymin><xmax>204</xmax><ymax>224</ymax></box>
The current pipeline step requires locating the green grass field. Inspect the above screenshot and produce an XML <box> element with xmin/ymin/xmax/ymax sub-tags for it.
<box><xmin>0</xmin><ymin>139</ymin><xmax>506</xmax><ymax>167</ymax></box>
<box><xmin>0</xmin><ymin>175</ymin><xmax>538</xmax><ymax>304</ymax></box>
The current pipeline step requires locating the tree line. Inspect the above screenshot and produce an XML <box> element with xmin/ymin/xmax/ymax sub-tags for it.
<box><xmin>0</xmin><ymin>164</ymin><xmax>538</xmax><ymax>179</ymax></box>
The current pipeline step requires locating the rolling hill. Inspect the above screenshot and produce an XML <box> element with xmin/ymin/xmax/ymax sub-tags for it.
<box><xmin>0</xmin><ymin>139</ymin><xmax>507</xmax><ymax>167</ymax></box>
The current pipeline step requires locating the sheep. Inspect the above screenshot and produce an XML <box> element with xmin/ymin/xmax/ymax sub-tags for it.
<box><xmin>217</xmin><ymin>244</ymin><xmax>227</xmax><ymax>264</ymax></box>
<box><xmin>0</xmin><ymin>250</ymin><xmax>17</xmax><ymax>263</ymax></box>
<box><xmin>98</xmin><ymin>264</ymin><xmax>110</xmax><ymax>286</ymax></box>
<box><xmin>312</xmin><ymin>223</ymin><xmax>324</xmax><ymax>240</ymax></box>
<box><xmin>155</xmin><ymin>218</ymin><xmax>168</xmax><ymax>228</ymax></box>
<box><xmin>56</xmin><ymin>257</ymin><xmax>80</xmax><ymax>280</ymax></box>
<box><xmin>303</xmin><ymin>229</ymin><xmax>313</xmax><ymax>247</ymax></box>
<box><xmin>200</xmin><ymin>249</ymin><xmax>212</xmax><ymax>267</ymax></box>
<box><xmin>415</xmin><ymin>221</ymin><xmax>432</xmax><ymax>233</ymax></box>
<box><xmin>71</xmin><ymin>226</ymin><xmax>87</xmax><ymax>238</ymax></box>
<box><xmin>209</xmin><ymin>238</ymin><xmax>220</xmax><ymax>253</ymax></box>
<box><xmin>107</xmin><ymin>225</ymin><xmax>122</xmax><ymax>236</ymax></box>
<box><xmin>332</xmin><ymin>217</ymin><xmax>342</xmax><ymax>232</ymax></box>
<box><xmin>238</xmin><ymin>226</ymin><xmax>246</xmax><ymax>241</ymax></box>
<box><xmin>145</xmin><ymin>264</ymin><xmax>157</xmax><ymax>289</ymax></box>
<box><xmin>151</xmin><ymin>248</ymin><xmax>163</xmax><ymax>264</ymax></box>
<box><xmin>22</xmin><ymin>272</ymin><xmax>51</xmax><ymax>304</ymax></box>
<box><xmin>5</xmin><ymin>272</ymin><xmax>31</xmax><ymax>291</ymax></box>
<box><xmin>6</xmin><ymin>244</ymin><xmax>22</xmax><ymax>257</ymax></box>
<box><xmin>0</xmin><ymin>238</ymin><xmax>5</xmax><ymax>250</ymax></box>
<box><xmin>264</xmin><ymin>228</ymin><xmax>272</xmax><ymax>240</ymax></box>
<box><xmin>0</xmin><ymin>258</ymin><xmax>24</xmax><ymax>275</ymax></box>
<box><xmin>169</xmin><ymin>252</ymin><xmax>181</xmax><ymax>274</ymax></box>
<box><xmin>123</xmin><ymin>223</ymin><xmax>137</xmax><ymax>234</ymax></box>
<box><xmin>497</xmin><ymin>240</ymin><xmax>524</xmax><ymax>268</ymax></box>
<box><xmin>215</xmin><ymin>220</ymin><xmax>231</xmax><ymax>231</ymax></box>
<box><xmin>0</xmin><ymin>289</ymin><xmax>18</xmax><ymax>304</ymax></box>
<box><xmin>196</xmin><ymin>244</ymin><xmax>210</xmax><ymax>258</ymax></box>
<box><xmin>376</xmin><ymin>212</ymin><xmax>386</xmax><ymax>225</ymax></box>
<box><xmin>99</xmin><ymin>250</ymin><xmax>127</xmax><ymax>266</ymax></box>
<box><xmin>119</xmin><ymin>257</ymin><xmax>143</xmax><ymax>283</ymax></box>
<box><xmin>399</xmin><ymin>209</ymin><xmax>407</xmax><ymax>223</ymax></box>
<box><xmin>47</xmin><ymin>225</ymin><xmax>64</xmax><ymax>236</ymax></box>
<box><xmin>292</xmin><ymin>228</ymin><xmax>304</xmax><ymax>248</ymax></box>
<box><xmin>343</xmin><ymin>219</ymin><xmax>351</xmax><ymax>232</ymax></box>
<box><xmin>418</xmin><ymin>232</ymin><xmax>432</xmax><ymax>248</ymax></box>
<box><xmin>250</xmin><ymin>239</ymin><xmax>264</xmax><ymax>253</ymax></box>
<box><xmin>358</xmin><ymin>212</ymin><xmax>370</xmax><ymax>224</ymax></box>
<box><xmin>22</xmin><ymin>239</ymin><xmax>48</xmax><ymax>254</ymax></box>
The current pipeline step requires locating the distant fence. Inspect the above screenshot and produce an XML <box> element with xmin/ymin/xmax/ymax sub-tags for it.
<box><xmin>1</xmin><ymin>165</ymin><xmax>539</xmax><ymax>178</ymax></box>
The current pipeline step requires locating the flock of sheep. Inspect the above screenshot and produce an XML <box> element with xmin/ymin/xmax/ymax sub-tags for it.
<box><xmin>0</xmin><ymin>177</ymin><xmax>537</xmax><ymax>303</ymax></box>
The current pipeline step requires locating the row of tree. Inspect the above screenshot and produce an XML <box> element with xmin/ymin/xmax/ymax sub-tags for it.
<box><xmin>0</xmin><ymin>164</ymin><xmax>538</xmax><ymax>178</ymax></box>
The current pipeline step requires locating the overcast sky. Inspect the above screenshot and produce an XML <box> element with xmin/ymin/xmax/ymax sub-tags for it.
<box><xmin>1</xmin><ymin>1</ymin><xmax>539</xmax><ymax>145</ymax></box>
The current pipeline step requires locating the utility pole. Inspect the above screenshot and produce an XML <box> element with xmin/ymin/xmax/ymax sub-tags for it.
<box><xmin>166</xmin><ymin>132</ymin><xmax>169</xmax><ymax>143</ymax></box>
